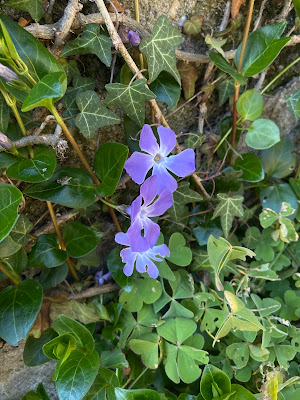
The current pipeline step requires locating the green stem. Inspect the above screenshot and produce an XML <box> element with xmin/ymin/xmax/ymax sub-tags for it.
<box><xmin>214</xmin><ymin>117</ymin><xmax>243</xmax><ymax>153</ymax></box>
<box><xmin>128</xmin><ymin>368</ymin><xmax>149</xmax><ymax>389</ymax></box>
<box><xmin>261</xmin><ymin>56</ymin><xmax>300</xmax><ymax>94</ymax></box>
<box><xmin>11</xmin><ymin>103</ymin><xmax>34</xmax><ymax>158</ymax></box>
<box><xmin>0</xmin><ymin>262</ymin><xmax>20</xmax><ymax>285</ymax></box>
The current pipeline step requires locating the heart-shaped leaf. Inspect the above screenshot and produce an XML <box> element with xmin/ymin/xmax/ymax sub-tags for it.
<box><xmin>157</xmin><ymin>317</ymin><xmax>196</xmax><ymax>345</ymax></box>
<box><xmin>233</xmin><ymin>153</ymin><xmax>264</xmax><ymax>182</ymax></box>
<box><xmin>24</xmin><ymin>168</ymin><xmax>97</xmax><ymax>208</ymax></box>
<box><xmin>120</xmin><ymin>278</ymin><xmax>162</xmax><ymax>312</ymax></box>
<box><xmin>236</xmin><ymin>89</ymin><xmax>264</xmax><ymax>121</ymax></box>
<box><xmin>246</xmin><ymin>119</ymin><xmax>280</xmax><ymax>150</ymax></box>
<box><xmin>0</xmin><ymin>279</ymin><xmax>43</xmax><ymax>345</ymax></box>
<box><xmin>6</xmin><ymin>147</ymin><xmax>57</xmax><ymax>183</ymax></box>
<box><xmin>94</xmin><ymin>142</ymin><xmax>129</xmax><ymax>197</ymax></box>
<box><xmin>0</xmin><ymin>183</ymin><xmax>22</xmax><ymax>242</ymax></box>
<box><xmin>27</xmin><ymin>234</ymin><xmax>67</xmax><ymax>268</ymax></box>
<box><xmin>166</xmin><ymin>232</ymin><xmax>192</xmax><ymax>266</ymax></box>
<box><xmin>63</xmin><ymin>221</ymin><xmax>102</xmax><ymax>258</ymax></box>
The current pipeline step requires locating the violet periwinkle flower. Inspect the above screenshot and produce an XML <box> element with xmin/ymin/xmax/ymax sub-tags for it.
<box><xmin>128</xmin><ymin>30</ymin><xmax>141</xmax><ymax>46</ymax></box>
<box><xmin>0</xmin><ymin>132</ymin><xmax>13</xmax><ymax>151</ymax></box>
<box><xmin>124</xmin><ymin>124</ymin><xmax>195</xmax><ymax>194</ymax></box>
<box><xmin>95</xmin><ymin>271</ymin><xmax>112</xmax><ymax>285</ymax></box>
<box><xmin>124</xmin><ymin>175</ymin><xmax>173</xmax><ymax>250</ymax></box>
<box><xmin>0</xmin><ymin>63</ymin><xmax>19</xmax><ymax>83</ymax></box>
<box><xmin>115</xmin><ymin>232</ymin><xmax>170</xmax><ymax>278</ymax></box>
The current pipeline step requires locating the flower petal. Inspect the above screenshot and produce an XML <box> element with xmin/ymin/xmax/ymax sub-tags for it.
<box><xmin>163</xmin><ymin>149</ymin><xmax>195</xmax><ymax>177</ymax></box>
<box><xmin>139</xmin><ymin>124</ymin><xmax>159</xmax><ymax>156</ymax></box>
<box><xmin>157</xmin><ymin>126</ymin><xmax>176</xmax><ymax>156</ymax></box>
<box><xmin>147</xmin><ymin>189</ymin><xmax>173</xmax><ymax>217</ymax></box>
<box><xmin>125</xmin><ymin>152</ymin><xmax>154</xmax><ymax>184</ymax></box>
<box><xmin>127</xmin><ymin>219</ymin><xmax>150</xmax><ymax>252</ymax></box>
<box><xmin>148</xmin><ymin>244</ymin><xmax>170</xmax><ymax>260</ymax></box>
<box><xmin>120</xmin><ymin>248</ymin><xmax>136</xmax><ymax>276</ymax></box>
<box><xmin>143</xmin><ymin>217</ymin><xmax>160</xmax><ymax>248</ymax></box>
<box><xmin>140</xmin><ymin>176</ymin><xmax>157</xmax><ymax>207</ymax></box>
<box><xmin>136</xmin><ymin>254</ymin><xmax>147</xmax><ymax>273</ymax></box>
<box><xmin>130</xmin><ymin>195</ymin><xmax>142</xmax><ymax>221</ymax></box>
<box><xmin>115</xmin><ymin>232</ymin><xmax>130</xmax><ymax>245</ymax></box>
<box><xmin>152</xmin><ymin>163</ymin><xmax>178</xmax><ymax>194</ymax></box>
<box><xmin>145</xmin><ymin>258</ymin><xmax>159</xmax><ymax>279</ymax></box>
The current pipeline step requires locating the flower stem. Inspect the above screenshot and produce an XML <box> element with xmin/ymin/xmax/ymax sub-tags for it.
<box><xmin>11</xmin><ymin>103</ymin><xmax>34</xmax><ymax>158</ymax></box>
<box><xmin>128</xmin><ymin>367</ymin><xmax>149</xmax><ymax>389</ymax></box>
<box><xmin>0</xmin><ymin>261</ymin><xmax>21</xmax><ymax>285</ymax></box>
<box><xmin>46</xmin><ymin>201</ymin><xmax>80</xmax><ymax>281</ymax></box>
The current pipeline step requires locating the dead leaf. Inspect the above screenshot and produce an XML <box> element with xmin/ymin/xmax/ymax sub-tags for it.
<box><xmin>50</xmin><ymin>299</ymin><xmax>100</xmax><ymax>324</ymax></box>
<box><xmin>108</xmin><ymin>0</ymin><xmax>125</xmax><ymax>12</ymax></box>
<box><xmin>177</xmin><ymin>61</ymin><xmax>198</xmax><ymax>100</ymax></box>
<box><xmin>18</xmin><ymin>17</ymin><xmax>30</xmax><ymax>27</ymax></box>
<box><xmin>29</xmin><ymin>299</ymin><xmax>51</xmax><ymax>338</ymax></box>
<box><xmin>169</xmin><ymin>0</ymin><xmax>180</xmax><ymax>19</ymax></box>
<box><xmin>231</xmin><ymin>0</ymin><xmax>246</xmax><ymax>19</ymax></box>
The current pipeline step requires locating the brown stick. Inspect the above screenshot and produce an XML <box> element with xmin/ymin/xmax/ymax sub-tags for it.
<box><xmin>68</xmin><ymin>283</ymin><xmax>120</xmax><ymax>300</ymax></box>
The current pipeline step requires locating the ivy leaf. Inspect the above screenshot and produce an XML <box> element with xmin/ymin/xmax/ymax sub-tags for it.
<box><xmin>74</xmin><ymin>90</ymin><xmax>120</xmax><ymax>139</ymax></box>
<box><xmin>212</xmin><ymin>193</ymin><xmax>244</xmax><ymax>237</ymax></box>
<box><xmin>286</xmin><ymin>90</ymin><xmax>300</xmax><ymax>119</ymax></box>
<box><xmin>10</xmin><ymin>215</ymin><xmax>32</xmax><ymax>245</ymax></box>
<box><xmin>105</xmin><ymin>78</ymin><xmax>156</xmax><ymax>126</ymax></box>
<box><xmin>7</xmin><ymin>0</ymin><xmax>44</xmax><ymax>21</ymax></box>
<box><xmin>217</xmin><ymin>78</ymin><xmax>235</xmax><ymax>106</ymax></box>
<box><xmin>169</xmin><ymin>182</ymin><xmax>202</xmax><ymax>222</ymax></box>
<box><xmin>149</xmin><ymin>72</ymin><xmax>181</xmax><ymax>110</ymax></box>
<box><xmin>205</xmin><ymin>35</ymin><xmax>227</xmax><ymax>57</ymax></box>
<box><xmin>61</xmin><ymin>24</ymin><xmax>112</xmax><ymax>67</ymax></box>
<box><xmin>0</xmin><ymin>183</ymin><xmax>23</xmax><ymax>243</ymax></box>
<box><xmin>139</xmin><ymin>15</ymin><xmax>182</xmax><ymax>84</ymax></box>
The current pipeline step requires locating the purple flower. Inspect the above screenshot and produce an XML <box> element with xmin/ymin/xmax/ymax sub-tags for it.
<box><xmin>0</xmin><ymin>63</ymin><xmax>19</xmax><ymax>83</ymax></box>
<box><xmin>115</xmin><ymin>232</ymin><xmax>170</xmax><ymax>278</ymax></box>
<box><xmin>124</xmin><ymin>124</ymin><xmax>195</xmax><ymax>194</ymax></box>
<box><xmin>128</xmin><ymin>30</ymin><xmax>141</xmax><ymax>46</ymax></box>
<box><xmin>125</xmin><ymin>175</ymin><xmax>173</xmax><ymax>250</ymax></box>
<box><xmin>95</xmin><ymin>271</ymin><xmax>112</xmax><ymax>285</ymax></box>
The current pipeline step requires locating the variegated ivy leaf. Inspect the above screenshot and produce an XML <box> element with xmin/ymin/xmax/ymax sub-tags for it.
<box><xmin>212</xmin><ymin>193</ymin><xmax>244</xmax><ymax>237</ymax></box>
<box><xmin>7</xmin><ymin>0</ymin><xmax>44</xmax><ymax>21</ymax></box>
<box><xmin>61</xmin><ymin>23</ymin><xmax>112</xmax><ymax>67</ymax></box>
<box><xmin>105</xmin><ymin>78</ymin><xmax>156</xmax><ymax>126</ymax></box>
<box><xmin>139</xmin><ymin>15</ymin><xmax>182</xmax><ymax>84</ymax></box>
<box><xmin>75</xmin><ymin>90</ymin><xmax>120</xmax><ymax>139</ymax></box>
<box><xmin>169</xmin><ymin>181</ymin><xmax>202</xmax><ymax>222</ymax></box>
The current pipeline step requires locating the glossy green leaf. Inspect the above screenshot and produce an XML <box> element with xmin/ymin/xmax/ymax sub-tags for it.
<box><xmin>10</xmin><ymin>214</ymin><xmax>32</xmax><ymax>245</ymax></box>
<box><xmin>7</xmin><ymin>0</ymin><xmax>44</xmax><ymax>21</ymax></box>
<box><xmin>233</xmin><ymin>153</ymin><xmax>264</xmax><ymax>182</ymax></box>
<box><xmin>212</xmin><ymin>193</ymin><xmax>244</xmax><ymax>237</ymax></box>
<box><xmin>100</xmin><ymin>348</ymin><xmax>129</xmax><ymax>369</ymax></box>
<box><xmin>75</xmin><ymin>91</ymin><xmax>120</xmax><ymax>139</ymax></box>
<box><xmin>63</xmin><ymin>221</ymin><xmax>102</xmax><ymax>258</ymax></box>
<box><xmin>209</xmin><ymin>52</ymin><xmax>246</xmax><ymax>85</ymax></box>
<box><xmin>235</xmin><ymin>22</ymin><xmax>290</xmax><ymax>76</ymax></box>
<box><xmin>217</xmin><ymin>78</ymin><xmax>236</xmax><ymax>106</ymax></box>
<box><xmin>23</xmin><ymin>328</ymin><xmax>57</xmax><ymax>366</ymax></box>
<box><xmin>27</xmin><ymin>234</ymin><xmax>67</xmax><ymax>268</ymax></box>
<box><xmin>24</xmin><ymin>168</ymin><xmax>97</xmax><ymax>208</ymax></box>
<box><xmin>82</xmin><ymin>369</ymin><xmax>119</xmax><ymax>400</ymax></box>
<box><xmin>61</xmin><ymin>24</ymin><xmax>112</xmax><ymax>66</ymax></box>
<box><xmin>149</xmin><ymin>72</ymin><xmax>181</xmax><ymax>110</ymax></box>
<box><xmin>53</xmin><ymin>314</ymin><xmax>95</xmax><ymax>353</ymax></box>
<box><xmin>200</xmin><ymin>365</ymin><xmax>231</xmax><ymax>400</ymax></box>
<box><xmin>42</xmin><ymin>333</ymin><xmax>77</xmax><ymax>362</ymax></box>
<box><xmin>139</xmin><ymin>15</ymin><xmax>182</xmax><ymax>84</ymax></box>
<box><xmin>236</xmin><ymin>89</ymin><xmax>264</xmax><ymax>121</ymax></box>
<box><xmin>107</xmin><ymin>247</ymin><xmax>133</xmax><ymax>292</ymax></box>
<box><xmin>39</xmin><ymin>263</ymin><xmax>68</xmax><ymax>290</ymax></box>
<box><xmin>0</xmin><ymin>152</ymin><xmax>19</xmax><ymax>168</ymax></box>
<box><xmin>0</xmin><ymin>279</ymin><xmax>43</xmax><ymax>346</ymax></box>
<box><xmin>214</xmin><ymin>385</ymin><xmax>257</xmax><ymax>400</ymax></box>
<box><xmin>56</xmin><ymin>349</ymin><xmax>99</xmax><ymax>400</ymax></box>
<box><xmin>6</xmin><ymin>147</ymin><xmax>57</xmax><ymax>183</ymax></box>
<box><xmin>0</xmin><ymin>183</ymin><xmax>22</xmax><ymax>243</ymax></box>
<box><xmin>115</xmin><ymin>388</ymin><xmax>161</xmax><ymax>400</ymax></box>
<box><xmin>94</xmin><ymin>142</ymin><xmax>128</xmax><ymax>197</ymax></box>
<box><xmin>167</xmin><ymin>233</ymin><xmax>192</xmax><ymax>266</ymax></box>
<box><xmin>246</xmin><ymin>119</ymin><xmax>280</xmax><ymax>150</ymax></box>
<box><xmin>22</xmin><ymin>72</ymin><xmax>67</xmax><ymax>112</ymax></box>
<box><xmin>157</xmin><ymin>318</ymin><xmax>196</xmax><ymax>345</ymax></box>
<box><xmin>105</xmin><ymin>78</ymin><xmax>156</xmax><ymax>126</ymax></box>
<box><xmin>260</xmin><ymin>183</ymin><xmax>298</xmax><ymax>216</ymax></box>
<box><xmin>169</xmin><ymin>181</ymin><xmax>202</xmax><ymax>221</ymax></box>
<box><xmin>260</xmin><ymin>138</ymin><xmax>296</xmax><ymax>178</ymax></box>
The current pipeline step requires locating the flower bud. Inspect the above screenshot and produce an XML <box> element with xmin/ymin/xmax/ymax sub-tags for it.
<box><xmin>0</xmin><ymin>63</ymin><xmax>19</xmax><ymax>83</ymax></box>
<box><xmin>128</xmin><ymin>30</ymin><xmax>141</xmax><ymax>46</ymax></box>
<box><xmin>0</xmin><ymin>132</ymin><xmax>13</xmax><ymax>151</ymax></box>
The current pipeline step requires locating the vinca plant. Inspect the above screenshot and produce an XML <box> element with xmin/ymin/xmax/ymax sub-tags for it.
<box><xmin>0</xmin><ymin>1</ymin><xmax>300</xmax><ymax>400</ymax></box>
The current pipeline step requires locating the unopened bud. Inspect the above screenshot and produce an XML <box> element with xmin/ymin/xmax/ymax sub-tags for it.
<box><xmin>128</xmin><ymin>30</ymin><xmax>140</xmax><ymax>46</ymax></box>
<box><xmin>0</xmin><ymin>63</ymin><xmax>19</xmax><ymax>83</ymax></box>
<box><xmin>0</xmin><ymin>132</ymin><xmax>13</xmax><ymax>151</ymax></box>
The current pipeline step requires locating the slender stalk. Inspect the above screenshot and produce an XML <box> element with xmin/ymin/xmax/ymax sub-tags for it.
<box><xmin>230</xmin><ymin>81</ymin><xmax>240</xmax><ymax>164</ymax></box>
<box><xmin>11</xmin><ymin>103</ymin><xmax>34</xmax><ymax>158</ymax></box>
<box><xmin>46</xmin><ymin>201</ymin><xmax>80</xmax><ymax>281</ymax></box>
<box><xmin>261</xmin><ymin>56</ymin><xmax>300</xmax><ymax>94</ymax></box>
<box><xmin>0</xmin><ymin>262</ymin><xmax>21</xmax><ymax>285</ymax></box>
<box><xmin>128</xmin><ymin>367</ymin><xmax>149</xmax><ymax>389</ymax></box>
<box><xmin>134</xmin><ymin>0</ymin><xmax>144</xmax><ymax>69</ymax></box>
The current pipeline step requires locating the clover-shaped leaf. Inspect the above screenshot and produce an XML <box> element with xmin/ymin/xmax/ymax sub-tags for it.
<box><xmin>120</xmin><ymin>278</ymin><xmax>162</xmax><ymax>312</ymax></box>
<box><xmin>166</xmin><ymin>233</ymin><xmax>192</xmax><ymax>266</ymax></box>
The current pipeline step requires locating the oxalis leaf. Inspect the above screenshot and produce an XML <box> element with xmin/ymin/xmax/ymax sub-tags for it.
<box><xmin>0</xmin><ymin>279</ymin><xmax>43</xmax><ymax>346</ymax></box>
<box><xmin>7</xmin><ymin>0</ymin><xmax>44</xmax><ymax>21</ymax></box>
<box><xmin>74</xmin><ymin>90</ymin><xmax>120</xmax><ymax>139</ymax></box>
<box><xmin>105</xmin><ymin>78</ymin><xmax>156</xmax><ymax>126</ymax></box>
<box><xmin>139</xmin><ymin>15</ymin><xmax>182</xmax><ymax>84</ymax></box>
<box><xmin>212</xmin><ymin>193</ymin><xmax>244</xmax><ymax>237</ymax></box>
<box><xmin>0</xmin><ymin>183</ymin><xmax>23</xmax><ymax>243</ymax></box>
<box><xmin>61</xmin><ymin>23</ymin><xmax>112</xmax><ymax>67</ymax></box>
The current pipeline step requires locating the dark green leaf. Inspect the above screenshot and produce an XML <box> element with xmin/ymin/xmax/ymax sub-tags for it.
<box><xmin>22</xmin><ymin>72</ymin><xmax>67</xmax><ymax>112</ymax></box>
<box><xmin>115</xmin><ymin>388</ymin><xmax>161</xmax><ymax>400</ymax></box>
<box><xmin>200</xmin><ymin>365</ymin><xmax>231</xmax><ymax>400</ymax></box>
<box><xmin>0</xmin><ymin>152</ymin><xmax>19</xmax><ymax>168</ymax></box>
<box><xmin>7</xmin><ymin>0</ymin><xmax>44</xmax><ymax>21</ymax></box>
<box><xmin>236</xmin><ymin>89</ymin><xmax>264</xmax><ymax>121</ymax></box>
<box><xmin>216</xmin><ymin>78</ymin><xmax>235</xmax><ymax>106</ymax></box>
<box><xmin>0</xmin><ymin>183</ymin><xmax>22</xmax><ymax>242</ymax></box>
<box><xmin>6</xmin><ymin>147</ymin><xmax>57</xmax><ymax>183</ymax></box>
<box><xmin>234</xmin><ymin>22</ymin><xmax>290</xmax><ymax>76</ymax></box>
<box><xmin>169</xmin><ymin>181</ymin><xmax>202</xmax><ymax>222</ymax></box>
<box><xmin>61</xmin><ymin>24</ymin><xmax>112</xmax><ymax>67</ymax></box>
<box><xmin>149</xmin><ymin>72</ymin><xmax>181</xmax><ymax>110</ymax></box>
<box><xmin>0</xmin><ymin>248</ymin><xmax>27</xmax><ymax>280</ymax></box>
<box><xmin>246</xmin><ymin>119</ymin><xmax>280</xmax><ymax>150</ymax></box>
<box><xmin>107</xmin><ymin>247</ymin><xmax>133</xmax><ymax>292</ymax></box>
<box><xmin>23</xmin><ymin>328</ymin><xmax>57</xmax><ymax>366</ymax></box>
<box><xmin>0</xmin><ymin>235</ymin><xmax>21</xmax><ymax>258</ymax></box>
<box><xmin>233</xmin><ymin>153</ymin><xmax>264</xmax><ymax>182</ymax></box>
<box><xmin>105</xmin><ymin>78</ymin><xmax>156</xmax><ymax>126</ymax></box>
<box><xmin>24</xmin><ymin>168</ymin><xmax>97</xmax><ymax>208</ymax></box>
<box><xmin>63</xmin><ymin>221</ymin><xmax>102</xmax><ymax>258</ymax></box>
<box><xmin>100</xmin><ymin>349</ymin><xmax>128</xmax><ymax>369</ymax></box>
<box><xmin>260</xmin><ymin>183</ymin><xmax>298</xmax><ymax>216</ymax></box>
<box><xmin>212</xmin><ymin>193</ymin><xmax>244</xmax><ymax>237</ymax></box>
<box><xmin>214</xmin><ymin>385</ymin><xmax>257</xmax><ymax>400</ymax></box>
<box><xmin>139</xmin><ymin>15</ymin><xmax>182</xmax><ymax>84</ymax></box>
<box><xmin>56</xmin><ymin>350</ymin><xmax>99</xmax><ymax>400</ymax></box>
<box><xmin>209</xmin><ymin>52</ymin><xmax>246</xmax><ymax>85</ymax></box>
<box><xmin>27</xmin><ymin>234</ymin><xmax>67</xmax><ymax>268</ymax></box>
<box><xmin>39</xmin><ymin>263</ymin><xmax>68</xmax><ymax>290</ymax></box>
<box><xmin>75</xmin><ymin>91</ymin><xmax>120</xmax><ymax>139</ymax></box>
<box><xmin>94</xmin><ymin>142</ymin><xmax>128</xmax><ymax>197</ymax></box>
<box><xmin>10</xmin><ymin>214</ymin><xmax>33</xmax><ymax>245</ymax></box>
<box><xmin>0</xmin><ymin>279</ymin><xmax>43</xmax><ymax>345</ymax></box>
<box><xmin>260</xmin><ymin>138</ymin><xmax>296</xmax><ymax>178</ymax></box>
<box><xmin>0</xmin><ymin>92</ymin><xmax>9</xmax><ymax>133</ymax></box>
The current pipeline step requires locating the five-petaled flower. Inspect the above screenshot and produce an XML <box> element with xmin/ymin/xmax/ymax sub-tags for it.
<box><xmin>124</xmin><ymin>124</ymin><xmax>195</xmax><ymax>194</ymax></box>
